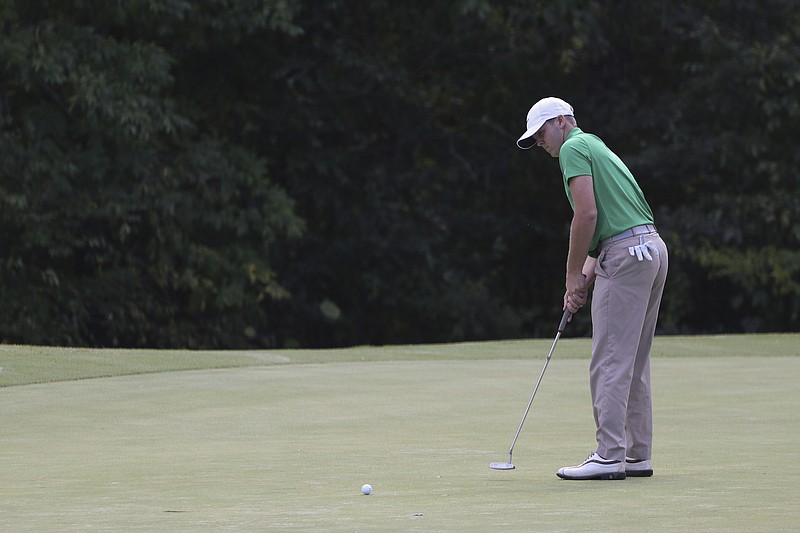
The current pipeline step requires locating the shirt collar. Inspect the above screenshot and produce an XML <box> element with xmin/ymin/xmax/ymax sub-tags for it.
<box><xmin>565</xmin><ymin>127</ymin><xmax>583</xmax><ymax>140</ymax></box>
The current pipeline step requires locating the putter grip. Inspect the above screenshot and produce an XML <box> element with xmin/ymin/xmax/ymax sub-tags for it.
<box><xmin>558</xmin><ymin>309</ymin><xmax>571</xmax><ymax>333</ymax></box>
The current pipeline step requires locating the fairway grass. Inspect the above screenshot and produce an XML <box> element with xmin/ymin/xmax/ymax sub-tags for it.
<box><xmin>1</xmin><ymin>332</ymin><xmax>796</xmax><ymax>388</ymax></box>
<box><xmin>0</xmin><ymin>335</ymin><xmax>798</xmax><ymax>531</ymax></box>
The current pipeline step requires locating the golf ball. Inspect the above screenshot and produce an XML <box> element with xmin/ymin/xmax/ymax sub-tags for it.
<box><xmin>361</xmin><ymin>484</ymin><xmax>373</xmax><ymax>495</ymax></box>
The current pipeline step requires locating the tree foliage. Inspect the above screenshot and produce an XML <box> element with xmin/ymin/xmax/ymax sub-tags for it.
<box><xmin>0</xmin><ymin>0</ymin><xmax>797</xmax><ymax>347</ymax></box>
<box><xmin>0</xmin><ymin>0</ymin><xmax>303</xmax><ymax>347</ymax></box>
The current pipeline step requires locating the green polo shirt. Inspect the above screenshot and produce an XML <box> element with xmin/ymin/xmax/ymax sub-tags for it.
<box><xmin>559</xmin><ymin>128</ymin><xmax>654</xmax><ymax>257</ymax></box>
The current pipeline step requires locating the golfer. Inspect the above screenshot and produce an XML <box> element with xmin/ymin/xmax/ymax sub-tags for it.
<box><xmin>517</xmin><ymin>97</ymin><xmax>668</xmax><ymax>480</ymax></box>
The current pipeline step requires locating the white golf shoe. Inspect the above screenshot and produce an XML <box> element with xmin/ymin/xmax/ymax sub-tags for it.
<box><xmin>625</xmin><ymin>457</ymin><xmax>653</xmax><ymax>477</ymax></box>
<box><xmin>556</xmin><ymin>452</ymin><xmax>626</xmax><ymax>480</ymax></box>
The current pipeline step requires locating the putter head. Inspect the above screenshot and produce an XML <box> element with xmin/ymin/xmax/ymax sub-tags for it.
<box><xmin>490</xmin><ymin>462</ymin><xmax>515</xmax><ymax>470</ymax></box>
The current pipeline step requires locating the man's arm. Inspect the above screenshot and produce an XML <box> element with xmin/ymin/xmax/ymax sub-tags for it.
<box><xmin>565</xmin><ymin>175</ymin><xmax>597</xmax><ymax>312</ymax></box>
<box><xmin>582</xmin><ymin>256</ymin><xmax>597</xmax><ymax>286</ymax></box>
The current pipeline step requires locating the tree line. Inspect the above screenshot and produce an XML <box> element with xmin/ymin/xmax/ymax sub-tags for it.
<box><xmin>1</xmin><ymin>0</ymin><xmax>798</xmax><ymax>348</ymax></box>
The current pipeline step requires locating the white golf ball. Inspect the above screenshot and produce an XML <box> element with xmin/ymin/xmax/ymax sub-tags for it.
<box><xmin>361</xmin><ymin>484</ymin><xmax>373</xmax><ymax>495</ymax></box>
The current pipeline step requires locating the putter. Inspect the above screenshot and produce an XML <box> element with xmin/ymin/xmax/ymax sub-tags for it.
<box><xmin>490</xmin><ymin>309</ymin><xmax>571</xmax><ymax>470</ymax></box>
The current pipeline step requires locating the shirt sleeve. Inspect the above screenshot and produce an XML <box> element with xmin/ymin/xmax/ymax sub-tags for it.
<box><xmin>559</xmin><ymin>138</ymin><xmax>592</xmax><ymax>180</ymax></box>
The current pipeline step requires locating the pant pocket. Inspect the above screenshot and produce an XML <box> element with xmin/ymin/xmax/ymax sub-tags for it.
<box><xmin>595</xmin><ymin>245</ymin><xmax>629</xmax><ymax>279</ymax></box>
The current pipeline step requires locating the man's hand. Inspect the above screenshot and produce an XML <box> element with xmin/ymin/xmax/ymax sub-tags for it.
<box><xmin>564</xmin><ymin>256</ymin><xmax>596</xmax><ymax>315</ymax></box>
<box><xmin>564</xmin><ymin>272</ymin><xmax>588</xmax><ymax>314</ymax></box>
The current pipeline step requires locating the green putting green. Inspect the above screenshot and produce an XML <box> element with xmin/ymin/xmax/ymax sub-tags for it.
<box><xmin>0</xmin><ymin>335</ymin><xmax>797</xmax><ymax>531</ymax></box>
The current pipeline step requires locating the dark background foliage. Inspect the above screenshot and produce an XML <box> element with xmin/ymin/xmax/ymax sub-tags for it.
<box><xmin>0</xmin><ymin>0</ymin><xmax>798</xmax><ymax>348</ymax></box>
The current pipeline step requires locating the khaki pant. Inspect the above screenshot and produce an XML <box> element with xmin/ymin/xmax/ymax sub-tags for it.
<box><xmin>590</xmin><ymin>232</ymin><xmax>668</xmax><ymax>461</ymax></box>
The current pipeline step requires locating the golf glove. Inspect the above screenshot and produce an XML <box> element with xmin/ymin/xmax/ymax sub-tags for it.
<box><xmin>628</xmin><ymin>236</ymin><xmax>659</xmax><ymax>262</ymax></box>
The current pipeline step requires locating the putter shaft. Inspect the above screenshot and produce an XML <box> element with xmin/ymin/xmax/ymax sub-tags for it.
<box><xmin>505</xmin><ymin>310</ymin><xmax>571</xmax><ymax>459</ymax></box>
